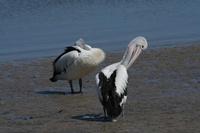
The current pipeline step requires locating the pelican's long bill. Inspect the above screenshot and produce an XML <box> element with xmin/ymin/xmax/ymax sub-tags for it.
<box><xmin>121</xmin><ymin>36</ymin><xmax>148</xmax><ymax>69</ymax></box>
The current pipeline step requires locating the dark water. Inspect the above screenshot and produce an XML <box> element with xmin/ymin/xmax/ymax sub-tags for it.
<box><xmin>0</xmin><ymin>0</ymin><xmax>200</xmax><ymax>61</ymax></box>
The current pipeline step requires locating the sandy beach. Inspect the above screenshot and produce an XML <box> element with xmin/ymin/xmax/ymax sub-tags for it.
<box><xmin>0</xmin><ymin>44</ymin><xmax>200</xmax><ymax>133</ymax></box>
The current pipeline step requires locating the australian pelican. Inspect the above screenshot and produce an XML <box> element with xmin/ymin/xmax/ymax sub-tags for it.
<box><xmin>50</xmin><ymin>39</ymin><xmax>105</xmax><ymax>94</ymax></box>
<box><xmin>95</xmin><ymin>36</ymin><xmax>148</xmax><ymax>121</ymax></box>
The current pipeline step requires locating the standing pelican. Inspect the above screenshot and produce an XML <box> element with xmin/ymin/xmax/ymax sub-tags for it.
<box><xmin>95</xmin><ymin>36</ymin><xmax>148</xmax><ymax>121</ymax></box>
<box><xmin>50</xmin><ymin>39</ymin><xmax>105</xmax><ymax>94</ymax></box>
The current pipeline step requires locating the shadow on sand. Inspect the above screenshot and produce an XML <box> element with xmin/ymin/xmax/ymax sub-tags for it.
<box><xmin>36</xmin><ymin>90</ymin><xmax>82</xmax><ymax>96</ymax></box>
<box><xmin>71</xmin><ymin>114</ymin><xmax>112</xmax><ymax>122</ymax></box>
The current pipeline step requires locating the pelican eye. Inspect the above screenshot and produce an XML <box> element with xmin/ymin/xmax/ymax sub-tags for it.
<box><xmin>142</xmin><ymin>45</ymin><xmax>144</xmax><ymax>48</ymax></box>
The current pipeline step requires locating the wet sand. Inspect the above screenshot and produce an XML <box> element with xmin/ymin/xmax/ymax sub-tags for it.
<box><xmin>0</xmin><ymin>44</ymin><xmax>200</xmax><ymax>133</ymax></box>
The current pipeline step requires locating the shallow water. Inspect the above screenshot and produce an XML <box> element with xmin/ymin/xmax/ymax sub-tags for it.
<box><xmin>0</xmin><ymin>0</ymin><xmax>200</xmax><ymax>61</ymax></box>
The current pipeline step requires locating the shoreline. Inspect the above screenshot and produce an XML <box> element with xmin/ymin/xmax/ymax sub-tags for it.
<box><xmin>0</xmin><ymin>44</ymin><xmax>199</xmax><ymax>133</ymax></box>
<box><xmin>0</xmin><ymin>42</ymin><xmax>200</xmax><ymax>64</ymax></box>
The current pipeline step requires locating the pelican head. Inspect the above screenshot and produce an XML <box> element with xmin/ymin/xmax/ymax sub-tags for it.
<box><xmin>132</xmin><ymin>36</ymin><xmax>148</xmax><ymax>50</ymax></box>
<box><xmin>121</xmin><ymin>36</ymin><xmax>148</xmax><ymax>69</ymax></box>
<box><xmin>75</xmin><ymin>38</ymin><xmax>92</xmax><ymax>50</ymax></box>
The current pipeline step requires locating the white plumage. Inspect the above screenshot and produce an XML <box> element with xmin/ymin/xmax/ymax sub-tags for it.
<box><xmin>95</xmin><ymin>36</ymin><xmax>148</xmax><ymax>121</ymax></box>
<box><xmin>115</xmin><ymin>65</ymin><xmax>128</xmax><ymax>95</ymax></box>
<box><xmin>50</xmin><ymin>39</ymin><xmax>105</xmax><ymax>94</ymax></box>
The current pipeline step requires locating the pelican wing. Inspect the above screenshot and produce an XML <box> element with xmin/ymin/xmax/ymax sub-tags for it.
<box><xmin>64</xmin><ymin>46</ymin><xmax>80</xmax><ymax>54</ymax></box>
<box><xmin>95</xmin><ymin>72</ymin><xmax>106</xmax><ymax>102</ymax></box>
<box><xmin>115</xmin><ymin>65</ymin><xmax>128</xmax><ymax>96</ymax></box>
<box><xmin>95</xmin><ymin>73</ymin><xmax>102</xmax><ymax>101</ymax></box>
<box><xmin>53</xmin><ymin>46</ymin><xmax>81</xmax><ymax>75</ymax></box>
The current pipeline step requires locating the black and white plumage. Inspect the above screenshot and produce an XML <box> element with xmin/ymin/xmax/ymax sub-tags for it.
<box><xmin>50</xmin><ymin>39</ymin><xmax>105</xmax><ymax>94</ymax></box>
<box><xmin>96</xmin><ymin>36</ymin><xmax>148</xmax><ymax>121</ymax></box>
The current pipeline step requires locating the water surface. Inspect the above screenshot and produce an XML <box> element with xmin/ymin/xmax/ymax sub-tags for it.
<box><xmin>0</xmin><ymin>0</ymin><xmax>200</xmax><ymax>61</ymax></box>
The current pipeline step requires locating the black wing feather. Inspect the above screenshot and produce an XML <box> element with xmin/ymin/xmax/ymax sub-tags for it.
<box><xmin>51</xmin><ymin>46</ymin><xmax>81</xmax><ymax>79</ymax></box>
<box><xmin>99</xmin><ymin>70</ymin><xmax>127</xmax><ymax>118</ymax></box>
<box><xmin>53</xmin><ymin>46</ymin><xmax>81</xmax><ymax>64</ymax></box>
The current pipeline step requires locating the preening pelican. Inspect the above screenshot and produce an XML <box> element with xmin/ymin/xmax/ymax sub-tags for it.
<box><xmin>95</xmin><ymin>36</ymin><xmax>148</xmax><ymax>121</ymax></box>
<box><xmin>50</xmin><ymin>39</ymin><xmax>105</xmax><ymax>94</ymax></box>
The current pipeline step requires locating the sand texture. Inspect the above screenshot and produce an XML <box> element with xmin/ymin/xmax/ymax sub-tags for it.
<box><xmin>0</xmin><ymin>45</ymin><xmax>200</xmax><ymax>133</ymax></box>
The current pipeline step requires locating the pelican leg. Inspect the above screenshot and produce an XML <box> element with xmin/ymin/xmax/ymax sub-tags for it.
<box><xmin>79</xmin><ymin>78</ymin><xmax>82</xmax><ymax>93</ymax></box>
<box><xmin>69</xmin><ymin>80</ymin><xmax>74</xmax><ymax>94</ymax></box>
<box><xmin>122</xmin><ymin>104</ymin><xmax>124</xmax><ymax>118</ymax></box>
<box><xmin>103</xmin><ymin>107</ymin><xmax>107</xmax><ymax>118</ymax></box>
